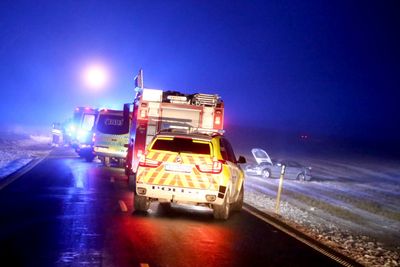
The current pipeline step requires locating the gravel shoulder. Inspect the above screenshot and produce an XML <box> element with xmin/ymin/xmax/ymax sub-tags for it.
<box><xmin>243</xmin><ymin>154</ymin><xmax>400</xmax><ymax>267</ymax></box>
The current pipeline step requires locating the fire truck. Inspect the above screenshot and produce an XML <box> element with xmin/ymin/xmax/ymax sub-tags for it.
<box><xmin>69</xmin><ymin>107</ymin><xmax>99</xmax><ymax>161</ymax></box>
<box><xmin>124</xmin><ymin>69</ymin><xmax>224</xmax><ymax>189</ymax></box>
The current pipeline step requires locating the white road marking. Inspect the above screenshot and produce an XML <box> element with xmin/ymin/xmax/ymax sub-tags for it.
<box><xmin>243</xmin><ymin>206</ymin><xmax>354</xmax><ymax>267</ymax></box>
<box><xmin>0</xmin><ymin>157</ymin><xmax>47</xmax><ymax>190</ymax></box>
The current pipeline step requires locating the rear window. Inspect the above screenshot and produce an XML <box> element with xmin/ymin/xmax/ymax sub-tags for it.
<box><xmin>82</xmin><ymin>114</ymin><xmax>96</xmax><ymax>131</ymax></box>
<box><xmin>151</xmin><ymin>137</ymin><xmax>210</xmax><ymax>155</ymax></box>
<box><xmin>96</xmin><ymin>114</ymin><xmax>128</xmax><ymax>135</ymax></box>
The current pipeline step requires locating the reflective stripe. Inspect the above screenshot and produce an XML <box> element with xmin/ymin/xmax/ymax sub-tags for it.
<box><xmin>139</xmin><ymin>150</ymin><xmax>223</xmax><ymax>190</ymax></box>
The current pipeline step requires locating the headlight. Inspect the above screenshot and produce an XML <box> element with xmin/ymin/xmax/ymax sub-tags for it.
<box><xmin>68</xmin><ymin>124</ymin><xmax>76</xmax><ymax>133</ymax></box>
<box><xmin>77</xmin><ymin>130</ymin><xmax>89</xmax><ymax>141</ymax></box>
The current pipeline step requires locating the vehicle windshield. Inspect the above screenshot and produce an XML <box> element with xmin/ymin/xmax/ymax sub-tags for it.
<box><xmin>254</xmin><ymin>150</ymin><xmax>268</xmax><ymax>158</ymax></box>
<box><xmin>151</xmin><ymin>137</ymin><xmax>210</xmax><ymax>155</ymax></box>
<box><xmin>81</xmin><ymin>114</ymin><xmax>96</xmax><ymax>131</ymax></box>
<box><xmin>96</xmin><ymin>113</ymin><xmax>128</xmax><ymax>135</ymax></box>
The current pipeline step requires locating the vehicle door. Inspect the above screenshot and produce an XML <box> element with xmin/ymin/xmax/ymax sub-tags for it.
<box><xmin>220</xmin><ymin>138</ymin><xmax>242</xmax><ymax>200</ymax></box>
<box><xmin>285</xmin><ymin>161</ymin><xmax>302</xmax><ymax>179</ymax></box>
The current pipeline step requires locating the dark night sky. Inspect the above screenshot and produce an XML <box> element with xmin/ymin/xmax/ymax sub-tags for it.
<box><xmin>0</xmin><ymin>0</ymin><xmax>399</xmax><ymax>142</ymax></box>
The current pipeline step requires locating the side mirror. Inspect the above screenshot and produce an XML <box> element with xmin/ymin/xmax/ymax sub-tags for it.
<box><xmin>237</xmin><ymin>156</ymin><xmax>246</xmax><ymax>164</ymax></box>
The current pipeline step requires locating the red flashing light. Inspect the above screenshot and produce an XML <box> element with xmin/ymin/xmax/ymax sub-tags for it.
<box><xmin>215</xmin><ymin>116</ymin><xmax>221</xmax><ymax>125</ymax></box>
<box><xmin>214</xmin><ymin>110</ymin><xmax>223</xmax><ymax>129</ymax></box>
<box><xmin>139</xmin><ymin>108</ymin><xmax>147</xmax><ymax>119</ymax></box>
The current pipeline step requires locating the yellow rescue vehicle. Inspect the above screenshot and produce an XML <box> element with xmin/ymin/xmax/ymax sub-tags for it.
<box><xmin>134</xmin><ymin>130</ymin><xmax>246</xmax><ymax>220</ymax></box>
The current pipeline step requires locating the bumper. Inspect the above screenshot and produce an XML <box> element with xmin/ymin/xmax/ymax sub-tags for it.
<box><xmin>137</xmin><ymin>184</ymin><xmax>224</xmax><ymax>206</ymax></box>
<box><xmin>94</xmin><ymin>147</ymin><xmax>127</xmax><ymax>159</ymax></box>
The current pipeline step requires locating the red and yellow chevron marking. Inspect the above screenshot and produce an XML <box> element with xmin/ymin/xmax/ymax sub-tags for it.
<box><xmin>137</xmin><ymin>151</ymin><xmax>219</xmax><ymax>190</ymax></box>
<box><xmin>146</xmin><ymin>151</ymin><xmax>213</xmax><ymax>165</ymax></box>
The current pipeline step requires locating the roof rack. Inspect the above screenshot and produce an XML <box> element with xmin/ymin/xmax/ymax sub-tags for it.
<box><xmin>191</xmin><ymin>94</ymin><xmax>220</xmax><ymax>107</ymax></box>
<box><xmin>157</xmin><ymin>126</ymin><xmax>224</xmax><ymax>136</ymax></box>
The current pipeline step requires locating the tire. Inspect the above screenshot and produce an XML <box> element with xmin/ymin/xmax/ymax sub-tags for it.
<box><xmin>159</xmin><ymin>202</ymin><xmax>171</xmax><ymax>211</ymax></box>
<box><xmin>297</xmin><ymin>173</ymin><xmax>306</xmax><ymax>181</ymax></box>
<box><xmin>262</xmin><ymin>168</ymin><xmax>271</xmax><ymax>179</ymax></box>
<box><xmin>232</xmin><ymin>185</ymin><xmax>244</xmax><ymax>212</ymax></box>
<box><xmin>134</xmin><ymin>194</ymin><xmax>150</xmax><ymax>212</ymax></box>
<box><xmin>213</xmin><ymin>189</ymin><xmax>230</xmax><ymax>220</ymax></box>
<box><xmin>85</xmin><ymin>154</ymin><xmax>95</xmax><ymax>162</ymax></box>
<box><xmin>128</xmin><ymin>173</ymin><xmax>136</xmax><ymax>192</ymax></box>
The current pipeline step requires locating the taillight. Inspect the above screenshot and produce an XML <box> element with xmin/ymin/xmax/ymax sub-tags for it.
<box><xmin>139</xmin><ymin>157</ymin><xmax>161</xmax><ymax>168</ymax></box>
<box><xmin>196</xmin><ymin>160</ymin><xmax>223</xmax><ymax>174</ymax></box>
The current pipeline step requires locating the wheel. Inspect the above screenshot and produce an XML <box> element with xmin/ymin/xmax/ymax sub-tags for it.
<box><xmin>134</xmin><ymin>194</ymin><xmax>150</xmax><ymax>212</ymax></box>
<box><xmin>232</xmin><ymin>185</ymin><xmax>244</xmax><ymax>211</ymax></box>
<box><xmin>213</xmin><ymin>189</ymin><xmax>230</xmax><ymax>220</ymax></box>
<box><xmin>159</xmin><ymin>202</ymin><xmax>171</xmax><ymax>212</ymax></box>
<box><xmin>128</xmin><ymin>173</ymin><xmax>136</xmax><ymax>192</ymax></box>
<box><xmin>297</xmin><ymin>173</ymin><xmax>306</xmax><ymax>181</ymax></box>
<box><xmin>85</xmin><ymin>154</ymin><xmax>95</xmax><ymax>162</ymax></box>
<box><xmin>262</xmin><ymin>168</ymin><xmax>271</xmax><ymax>179</ymax></box>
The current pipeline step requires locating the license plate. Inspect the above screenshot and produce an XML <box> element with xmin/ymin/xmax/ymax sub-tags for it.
<box><xmin>165</xmin><ymin>163</ymin><xmax>192</xmax><ymax>173</ymax></box>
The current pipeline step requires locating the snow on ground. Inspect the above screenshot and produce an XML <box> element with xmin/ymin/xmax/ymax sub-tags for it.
<box><xmin>0</xmin><ymin>130</ymin><xmax>52</xmax><ymax>179</ymax></box>
<box><xmin>241</xmin><ymin>150</ymin><xmax>400</xmax><ymax>267</ymax></box>
<box><xmin>1</xmin><ymin>128</ymin><xmax>399</xmax><ymax>266</ymax></box>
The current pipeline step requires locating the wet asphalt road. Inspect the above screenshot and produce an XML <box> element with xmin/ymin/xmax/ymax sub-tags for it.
<box><xmin>0</xmin><ymin>148</ymin><xmax>341</xmax><ymax>267</ymax></box>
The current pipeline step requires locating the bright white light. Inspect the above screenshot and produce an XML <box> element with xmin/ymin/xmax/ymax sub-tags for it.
<box><xmin>83</xmin><ymin>64</ymin><xmax>109</xmax><ymax>90</ymax></box>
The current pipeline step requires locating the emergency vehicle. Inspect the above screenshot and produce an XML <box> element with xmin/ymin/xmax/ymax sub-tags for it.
<box><xmin>51</xmin><ymin>122</ymin><xmax>63</xmax><ymax>147</ymax></box>
<box><xmin>69</xmin><ymin>107</ymin><xmax>99</xmax><ymax>161</ymax></box>
<box><xmin>134</xmin><ymin>130</ymin><xmax>246</xmax><ymax>220</ymax></box>
<box><xmin>124</xmin><ymin>69</ymin><xmax>225</xmax><ymax>189</ymax></box>
<box><xmin>93</xmin><ymin>108</ymin><xmax>130</xmax><ymax>167</ymax></box>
